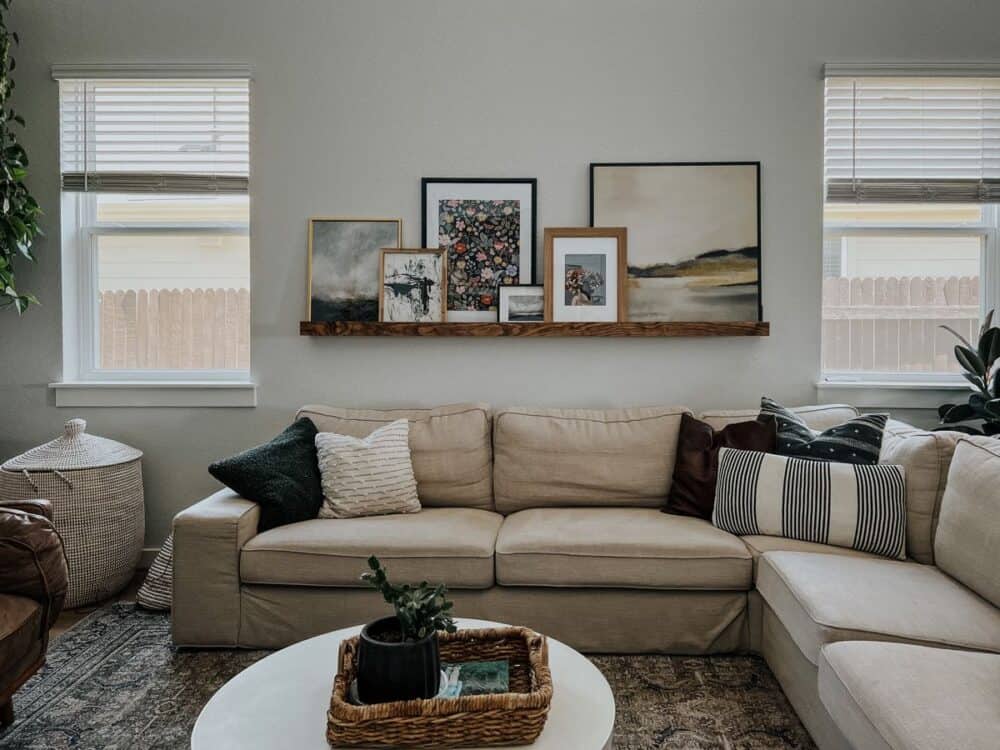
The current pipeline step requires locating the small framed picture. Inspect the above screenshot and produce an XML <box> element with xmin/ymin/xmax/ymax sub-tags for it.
<box><xmin>422</xmin><ymin>177</ymin><xmax>537</xmax><ymax>322</ymax></box>
<box><xmin>308</xmin><ymin>217</ymin><xmax>402</xmax><ymax>322</ymax></box>
<box><xmin>544</xmin><ymin>228</ymin><xmax>627</xmax><ymax>323</ymax></box>
<box><xmin>499</xmin><ymin>284</ymin><xmax>545</xmax><ymax>323</ymax></box>
<box><xmin>379</xmin><ymin>249</ymin><xmax>448</xmax><ymax>322</ymax></box>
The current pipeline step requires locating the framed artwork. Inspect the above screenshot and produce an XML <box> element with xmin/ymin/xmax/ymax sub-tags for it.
<box><xmin>379</xmin><ymin>248</ymin><xmax>448</xmax><ymax>322</ymax></box>
<box><xmin>544</xmin><ymin>228</ymin><xmax>627</xmax><ymax>323</ymax></box>
<box><xmin>499</xmin><ymin>284</ymin><xmax>545</xmax><ymax>323</ymax></box>
<box><xmin>422</xmin><ymin>178</ymin><xmax>537</xmax><ymax>322</ymax></box>
<box><xmin>590</xmin><ymin>162</ymin><xmax>761</xmax><ymax>322</ymax></box>
<box><xmin>308</xmin><ymin>217</ymin><xmax>402</xmax><ymax>322</ymax></box>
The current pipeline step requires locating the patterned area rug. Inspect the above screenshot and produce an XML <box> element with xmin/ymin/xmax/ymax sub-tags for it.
<box><xmin>1</xmin><ymin>604</ymin><xmax>814</xmax><ymax>749</ymax></box>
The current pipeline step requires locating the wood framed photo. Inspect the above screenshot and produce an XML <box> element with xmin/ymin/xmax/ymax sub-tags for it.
<box><xmin>421</xmin><ymin>178</ymin><xmax>537</xmax><ymax>322</ymax></box>
<box><xmin>308</xmin><ymin>217</ymin><xmax>402</xmax><ymax>322</ymax></box>
<box><xmin>499</xmin><ymin>284</ymin><xmax>545</xmax><ymax>323</ymax></box>
<box><xmin>544</xmin><ymin>228</ymin><xmax>627</xmax><ymax>323</ymax></box>
<box><xmin>379</xmin><ymin>248</ymin><xmax>448</xmax><ymax>322</ymax></box>
<box><xmin>590</xmin><ymin>162</ymin><xmax>761</xmax><ymax>322</ymax></box>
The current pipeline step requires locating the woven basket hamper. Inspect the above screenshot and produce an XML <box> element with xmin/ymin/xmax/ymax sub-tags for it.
<box><xmin>0</xmin><ymin>419</ymin><xmax>144</xmax><ymax>608</ymax></box>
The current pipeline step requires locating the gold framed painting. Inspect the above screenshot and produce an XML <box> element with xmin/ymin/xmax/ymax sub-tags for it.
<box><xmin>379</xmin><ymin>248</ymin><xmax>448</xmax><ymax>322</ymax></box>
<box><xmin>307</xmin><ymin>217</ymin><xmax>402</xmax><ymax>322</ymax></box>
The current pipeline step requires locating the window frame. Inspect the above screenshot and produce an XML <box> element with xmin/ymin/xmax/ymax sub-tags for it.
<box><xmin>68</xmin><ymin>192</ymin><xmax>251</xmax><ymax>383</ymax></box>
<box><xmin>820</xmin><ymin>204</ymin><xmax>1000</xmax><ymax>386</ymax></box>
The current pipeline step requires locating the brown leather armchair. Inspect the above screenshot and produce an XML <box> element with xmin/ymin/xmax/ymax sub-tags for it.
<box><xmin>0</xmin><ymin>499</ymin><xmax>68</xmax><ymax>727</ymax></box>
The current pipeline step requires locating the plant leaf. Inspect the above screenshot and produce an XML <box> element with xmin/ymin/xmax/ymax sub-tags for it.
<box><xmin>940</xmin><ymin>324</ymin><xmax>974</xmax><ymax>350</ymax></box>
<box><xmin>941</xmin><ymin>403</ymin><xmax>977</xmax><ymax>423</ymax></box>
<box><xmin>955</xmin><ymin>345</ymin><xmax>986</xmax><ymax>377</ymax></box>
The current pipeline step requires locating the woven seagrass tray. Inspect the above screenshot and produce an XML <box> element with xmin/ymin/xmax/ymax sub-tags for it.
<box><xmin>327</xmin><ymin>626</ymin><xmax>552</xmax><ymax>748</ymax></box>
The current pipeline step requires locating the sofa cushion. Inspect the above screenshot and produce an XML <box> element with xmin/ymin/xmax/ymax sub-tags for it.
<box><xmin>934</xmin><ymin>437</ymin><xmax>1000</xmax><ymax>607</ymax></box>
<box><xmin>819</xmin><ymin>642</ymin><xmax>1000</xmax><ymax>750</ymax></box>
<box><xmin>297</xmin><ymin>403</ymin><xmax>492</xmax><ymax>510</ymax></box>
<box><xmin>240</xmin><ymin>507</ymin><xmax>502</xmax><ymax>589</ymax></box>
<box><xmin>757</xmin><ymin>551</ymin><xmax>1000</xmax><ymax>665</ymax></box>
<box><xmin>880</xmin><ymin>420</ymin><xmax>963</xmax><ymax>565</ymax></box>
<box><xmin>493</xmin><ymin>406</ymin><xmax>688</xmax><ymax>513</ymax></box>
<box><xmin>495</xmin><ymin>508</ymin><xmax>752</xmax><ymax>589</ymax></box>
<box><xmin>741</xmin><ymin>535</ymin><xmax>876</xmax><ymax>580</ymax></box>
<box><xmin>698</xmin><ymin>403</ymin><xmax>858</xmax><ymax>432</ymax></box>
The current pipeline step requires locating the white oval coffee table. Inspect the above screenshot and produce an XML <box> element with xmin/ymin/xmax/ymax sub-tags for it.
<box><xmin>192</xmin><ymin>618</ymin><xmax>614</xmax><ymax>749</ymax></box>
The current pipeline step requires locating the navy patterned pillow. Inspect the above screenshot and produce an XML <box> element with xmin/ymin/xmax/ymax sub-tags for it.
<box><xmin>757</xmin><ymin>397</ymin><xmax>887</xmax><ymax>465</ymax></box>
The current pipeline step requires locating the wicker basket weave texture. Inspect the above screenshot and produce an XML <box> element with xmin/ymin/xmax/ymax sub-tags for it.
<box><xmin>327</xmin><ymin>626</ymin><xmax>552</xmax><ymax>748</ymax></box>
<box><xmin>0</xmin><ymin>419</ymin><xmax>145</xmax><ymax>608</ymax></box>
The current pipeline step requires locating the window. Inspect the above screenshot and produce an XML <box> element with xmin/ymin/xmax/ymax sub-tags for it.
<box><xmin>57</xmin><ymin>75</ymin><xmax>250</xmax><ymax>383</ymax></box>
<box><xmin>821</xmin><ymin>72</ymin><xmax>1000</xmax><ymax>383</ymax></box>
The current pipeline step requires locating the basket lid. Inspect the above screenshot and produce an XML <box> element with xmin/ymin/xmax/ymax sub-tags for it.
<box><xmin>1</xmin><ymin>419</ymin><xmax>143</xmax><ymax>471</ymax></box>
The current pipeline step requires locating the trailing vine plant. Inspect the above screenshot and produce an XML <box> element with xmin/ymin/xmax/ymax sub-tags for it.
<box><xmin>0</xmin><ymin>0</ymin><xmax>41</xmax><ymax>314</ymax></box>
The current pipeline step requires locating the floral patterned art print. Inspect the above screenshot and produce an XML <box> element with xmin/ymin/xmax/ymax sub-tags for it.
<box><xmin>439</xmin><ymin>199</ymin><xmax>521</xmax><ymax>313</ymax></box>
<box><xmin>422</xmin><ymin>179</ymin><xmax>536</xmax><ymax>322</ymax></box>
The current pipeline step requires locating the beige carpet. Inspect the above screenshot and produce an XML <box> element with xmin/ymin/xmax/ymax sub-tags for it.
<box><xmin>2</xmin><ymin>604</ymin><xmax>814</xmax><ymax>749</ymax></box>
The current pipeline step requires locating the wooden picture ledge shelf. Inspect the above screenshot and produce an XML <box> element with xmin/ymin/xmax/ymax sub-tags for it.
<box><xmin>300</xmin><ymin>321</ymin><xmax>770</xmax><ymax>337</ymax></box>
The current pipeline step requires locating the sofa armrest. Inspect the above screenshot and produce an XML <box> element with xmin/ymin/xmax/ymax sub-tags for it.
<box><xmin>0</xmin><ymin>504</ymin><xmax>68</xmax><ymax>637</ymax></box>
<box><xmin>171</xmin><ymin>488</ymin><xmax>260</xmax><ymax>647</ymax></box>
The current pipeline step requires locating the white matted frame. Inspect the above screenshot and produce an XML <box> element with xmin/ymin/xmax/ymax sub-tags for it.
<box><xmin>544</xmin><ymin>228</ymin><xmax>627</xmax><ymax>323</ymax></box>
<box><xmin>421</xmin><ymin>178</ymin><xmax>536</xmax><ymax>322</ymax></box>
<box><xmin>499</xmin><ymin>284</ymin><xmax>545</xmax><ymax>323</ymax></box>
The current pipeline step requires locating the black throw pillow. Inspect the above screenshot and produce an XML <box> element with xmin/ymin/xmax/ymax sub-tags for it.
<box><xmin>757</xmin><ymin>397</ymin><xmax>887</xmax><ymax>465</ymax></box>
<box><xmin>209</xmin><ymin>417</ymin><xmax>324</xmax><ymax>531</ymax></box>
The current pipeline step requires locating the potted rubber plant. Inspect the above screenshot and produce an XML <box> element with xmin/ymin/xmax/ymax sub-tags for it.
<box><xmin>937</xmin><ymin>310</ymin><xmax>1000</xmax><ymax>436</ymax></box>
<box><xmin>0</xmin><ymin>0</ymin><xmax>42</xmax><ymax>314</ymax></box>
<box><xmin>356</xmin><ymin>555</ymin><xmax>457</xmax><ymax>703</ymax></box>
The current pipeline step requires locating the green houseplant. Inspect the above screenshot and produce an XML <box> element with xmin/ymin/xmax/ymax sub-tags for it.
<box><xmin>0</xmin><ymin>0</ymin><xmax>41</xmax><ymax>314</ymax></box>
<box><xmin>356</xmin><ymin>555</ymin><xmax>457</xmax><ymax>703</ymax></box>
<box><xmin>937</xmin><ymin>310</ymin><xmax>1000</xmax><ymax>436</ymax></box>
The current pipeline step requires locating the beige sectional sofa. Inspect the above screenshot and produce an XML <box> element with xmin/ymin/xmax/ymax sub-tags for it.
<box><xmin>172</xmin><ymin>403</ymin><xmax>1000</xmax><ymax>749</ymax></box>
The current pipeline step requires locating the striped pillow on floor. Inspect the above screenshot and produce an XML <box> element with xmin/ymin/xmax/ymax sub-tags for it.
<box><xmin>713</xmin><ymin>447</ymin><xmax>907</xmax><ymax>559</ymax></box>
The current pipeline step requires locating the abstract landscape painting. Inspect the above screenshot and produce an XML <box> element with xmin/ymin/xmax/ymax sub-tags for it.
<box><xmin>309</xmin><ymin>218</ymin><xmax>401</xmax><ymax>322</ymax></box>
<box><xmin>379</xmin><ymin>249</ymin><xmax>446</xmax><ymax>322</ymax></box>
<box><xmin>591</xmin><ymin>163</ymin><xmax>760</xmax><ymax>321</ymax></box>
<box><xmin>499</xmin><ymin>285</ymin><xmax>544</xmax><ymax>322</ymax></box>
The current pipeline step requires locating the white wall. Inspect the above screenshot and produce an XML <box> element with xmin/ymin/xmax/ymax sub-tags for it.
<box><xmin>4</xmin><ymin>0</ymin><xmax>998</xmax><ymax>545</ymax></box>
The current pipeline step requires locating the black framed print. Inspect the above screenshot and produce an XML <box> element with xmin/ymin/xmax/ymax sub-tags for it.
<box><xmin>590</xmin><ymin>162</ymin><xmax>761</xmax><ymax>322</ymax></box>
<box><xmin>422</xmin><ymin>178</ymin><xmax>537</xmax><ymax>322</ymax></box>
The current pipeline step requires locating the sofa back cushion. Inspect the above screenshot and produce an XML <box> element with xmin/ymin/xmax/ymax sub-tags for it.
<box><xmin>698</xmin><ymin>403</ymin><xmax>859</xmax><ymax>432</ymax></box>
<box><xmin>296</xmin><ymin>403</ymin><xmax>493</xmax><ymax>510</ymax></box>
<box><xmin>880</xmin><ymin>420</ymin><xmax>963</xmax><ymax>565</ymax></box>
<box><xmin>493</xmin><ymin>406</ymin><xmax>688</xmax><ymax>513</ymax></box>
<box><xmin>934</xmin><ymin>437</ymin><xmax>1000</xmax><ymax>607</ymax></box>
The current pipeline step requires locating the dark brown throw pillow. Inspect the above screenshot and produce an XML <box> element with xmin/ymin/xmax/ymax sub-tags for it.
<box><xmin>664</xmin><ymin>413</ymin><xmax>777</xmax><ymax>520</ymax></box>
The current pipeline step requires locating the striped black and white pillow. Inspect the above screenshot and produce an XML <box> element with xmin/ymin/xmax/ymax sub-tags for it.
<box><xmin>758</xmin><ymin>397</ymin><xmax>887</xmax><ymax>465</ymax></box>
<box><xmin>136</xmin><ymin>533</ymin><xmax>173</xmax><ymax>611</ymax></box>
<box><xmin>316</xmin><ymin>419</ymin><xmax>421</xmax><ymax>519</ymax></box>
<box><xmin>713</xmin><ymin>447</ymin><xmax>906</xmax><ymax>559</ymax></box>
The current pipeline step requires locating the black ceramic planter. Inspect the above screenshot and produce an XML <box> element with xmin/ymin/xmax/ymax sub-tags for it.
<box><xmin>356</xmin><ymin>616</ymin><xmax>441</xmax><ymax>704</ymax></box>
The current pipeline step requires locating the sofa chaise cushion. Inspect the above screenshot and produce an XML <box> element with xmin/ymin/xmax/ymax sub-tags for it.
<box><xmin>297</xmin><ymin>403</ymin><xmax>493</xmax><ymax>510</ymax></box>
<box><xmin>818</xmin><ymin>641</ymin><xmax>1000</xmax><ymax>750</ymax></box>
<box><xmin>757</xmin><ymin>551</ymin><xmax>1000</xmax><ymax>665</ymax></box>
<box><xmin>493</xmin><ymin>406</ymin><xmax>688</xmax><ymax>513</ymax></box>
<box><xmin>934</xmin><ymin>436</ymin><xmax>1000</xmax><ymax>608</ymax></box>
<box><xmin>495</xmin><ymin>508</ymin><xmax>752</xmax><ymax>589</ymax></box>
<box><xmin>240</xmin><ymin>508</ymin><xmax>502</xmax><ymax>589</ymax></box>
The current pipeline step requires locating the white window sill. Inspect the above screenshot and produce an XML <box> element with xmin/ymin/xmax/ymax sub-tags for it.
<box><xmin>815</xmin><ymin>380</ymin><xmax>969</xmax><ymax>409</ymax></box>
<box><xmin>49</xmin><ymin>381</ymin><xmax>257</xmax><ymax>408</ymax></box>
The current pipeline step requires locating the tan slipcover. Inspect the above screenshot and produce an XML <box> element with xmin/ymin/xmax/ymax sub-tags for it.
<box><xmin>240</xmin><ymin>508</ymin><xmax>502</xmax><ymax>589</ymax></box>
<box><xmin>934</xmin><ymin>437</ymin><xmax>1000</xmax><ymax>607</ymax></box>
<box><xmin>879</xmin><ymin>420</ymin><xmax>963</xmax><ymax>565</ymax></box>
<box><xmin>757</xmin><ymin>551</ymin><xmax>1000</xmax><ymax>665</ymax></box>
<box><xmin>492</xmin><ymin>406</ymin><xmax>688</xmax><ymax>513</ymax></box>
<box><xmin>819</xmin><ymin>642</ymin><xmax>1000</xmax><ymax>750</ymax></box>
<box><xmin>698</xmin><ymin>403</ymin><xmax>859</xmax><ymax>431</ymax></box>
<box><xmin>741</xmin><ymin>535</ymin><xmax>876</xmax><ymax>580</ymax></box>
<box><xmin>297</xmin><ymin>403</ymin><xmax>493</xmax><ymax>509</ymax></box>
<box><xmin>496</xmin><ymin>508</ymin><xmax>752</xmax><ymax>589</ymax></box>
<box><xmin>237</xmin><ymin>584</ymin><xmax>749</xmax><ymax>653</ymax></box>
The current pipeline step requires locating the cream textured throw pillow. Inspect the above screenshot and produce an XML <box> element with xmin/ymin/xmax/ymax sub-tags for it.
<box><xmin>315</xmin><ymin>419</ymin><xmax>421</xmax><ymax>518</ymax></box>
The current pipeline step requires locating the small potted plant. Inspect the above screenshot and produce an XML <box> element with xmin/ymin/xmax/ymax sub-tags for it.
<box><xmin>356</xmin><ymin>555</ymin><xmax>457</xmax><ymax>704</ymax></box>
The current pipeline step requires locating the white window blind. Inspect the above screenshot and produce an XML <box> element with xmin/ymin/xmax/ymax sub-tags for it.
<box><xmin>58</xmin><ymin>78</ymin><xmax>249</xmax><ymax>194</ymax></box>
<box><xmin>824</xmin><ymin>76</ymin><xmax>1000</xmax><ymax>203</ymax></box>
